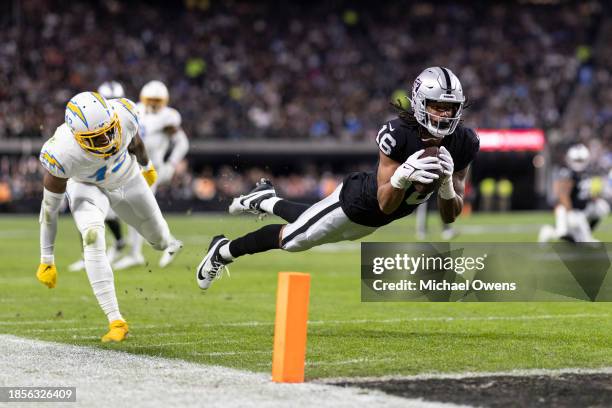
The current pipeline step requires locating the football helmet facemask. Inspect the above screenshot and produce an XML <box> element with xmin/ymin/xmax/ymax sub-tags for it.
<box><xmin>65</xmin><ymin>92</ymin><xmax>122</xmax><ymax>158</ymax></box>
<box><xmin>411</xmin><ymin>67</ymin><xmax>465</xmax><ymax>139</ymax></box>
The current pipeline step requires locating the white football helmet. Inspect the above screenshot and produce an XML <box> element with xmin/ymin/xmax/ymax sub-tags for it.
<box><xmin>566</xmin><ymin>144</ymin><xmax>590</xmax><ymax>172</ymax></box>
<box><xmin>411</xmin><ymin>67</ymin><xmax>465</xmax><ymax>139</ymax></box>
<box><xmin>65</xmin><ymin>92</ymin><xmax>121</xmax><ymax>158</ymax></box>
<box><xmin>98</xmin><ymin>81</ymin><xmax>125</xmax><ymax>99</ymax></box>
<box><xmin>140</xmin><ymin>80</ymin><xmax>169</xmax><ymax>113</ymax></box>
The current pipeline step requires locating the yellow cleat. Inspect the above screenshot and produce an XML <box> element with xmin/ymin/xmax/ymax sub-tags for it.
<box><xmin>36</xmin><ymin>263</ymin><xmax>57</xmax><ymax>288</ymax></box>
<box><xmin>101</xmin><ymin>320</ymin><xmax>129</xmax><ymax>343</ymax></box>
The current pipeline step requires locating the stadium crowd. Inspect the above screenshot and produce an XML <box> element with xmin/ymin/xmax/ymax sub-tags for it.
<box><xmin>0</xmin><ymin>0</ymin><xmax>607</xmax><ymax>142</ymax></box>
<box><xmin>0</xmin><ymin>0</ymin><xmax>610</xmax><ymax>208</ymax></box>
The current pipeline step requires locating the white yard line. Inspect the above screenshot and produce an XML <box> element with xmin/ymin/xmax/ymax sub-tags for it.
<box><xmin>0</xmin><ymin>335</ymin><xmax>463</xmax><ymax>408</ymax></box>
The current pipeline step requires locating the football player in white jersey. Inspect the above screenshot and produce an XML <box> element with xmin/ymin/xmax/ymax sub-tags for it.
<box><xmin>68</xmin><ymin>81</ymin><xmax>128</xmax><ymax>272</ymax></box>
<box><xmin>114</xmin><ymin>80</ymin><xmax>189</xmax><ymax>270</ymax></box>
<box><xmin>36</xmin><ymin>91</ymin><xmax>183</xmax><ymax>342</ymax></box>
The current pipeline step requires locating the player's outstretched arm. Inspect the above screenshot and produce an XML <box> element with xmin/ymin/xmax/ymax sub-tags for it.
<box><xmin>377</xmin><ymin>152</ymin><xmax>405</xmax><ymax>214</ymax></box>
<box><xmin>129</xmin><ymin>134</ymin><xmax>157</xmax><ymax>186</ymax></box>
<box><xmin>37</xmin><ymin>171</ymin><xmax>67</xmax><ymax>288</ymax></box>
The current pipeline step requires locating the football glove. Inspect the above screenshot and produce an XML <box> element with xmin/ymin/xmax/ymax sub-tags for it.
<box><xmin>390</xmin><ymin>149</ymin><xmax>441</xmax><ymax>189</ymax></box>
<box><xmin>141</xmin><ymin>162</ymin><xmax>157</xmax><ymax>187</ymax></box>
<box><xmin>438</xmin><ymin>146</ymin><xmax>456</xmax><ymax>200</ymax></box>
<box><xmin>36</xmin><ymin>263</ymin><xmax>57</xmax><ymax>288</ymax></box>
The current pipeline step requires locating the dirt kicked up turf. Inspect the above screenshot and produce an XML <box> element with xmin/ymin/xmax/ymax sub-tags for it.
<box><xmin>331</xmin><ymin>371</ymin><xmax>612</xmax><ymax>407</ymax></box>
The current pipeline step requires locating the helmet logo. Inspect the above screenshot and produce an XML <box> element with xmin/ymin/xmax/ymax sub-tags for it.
<box><xmin>413</xmin><ymin>78</ymin><xmax>422</xmax><ymax>95</ymax></box>
<box><xmin>66</xmin><ymin>101</ymin><xmax>88</xmax><ymax>128</ymax></box>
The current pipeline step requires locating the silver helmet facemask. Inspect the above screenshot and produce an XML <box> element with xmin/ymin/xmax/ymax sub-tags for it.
<box><xmin>411</xmin><ymin>67</ymin><xmax>465</xmax><ymax>139</ymax></box>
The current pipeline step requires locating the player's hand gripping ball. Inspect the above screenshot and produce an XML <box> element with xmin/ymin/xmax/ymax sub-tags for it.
<box><xmin>412</xmin><ymin>146</ymin><xmax>443</xmax><ymax>194</ymax></box>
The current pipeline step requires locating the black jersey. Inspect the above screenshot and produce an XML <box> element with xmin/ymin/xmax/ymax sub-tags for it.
<box><xmin>339</xmin><ymin>118</ymin><xmax>480</xmax><ymax>227</ymax></box>
<box><xmin>558</xmin><ymin>167</ymin><xmax>591</xmax><ymax>210</ymax></box>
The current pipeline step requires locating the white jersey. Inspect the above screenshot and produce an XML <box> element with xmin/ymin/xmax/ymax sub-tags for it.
<box><xmin>40</xmin><ymin>98</ymin><xmax>141</xmax><ymax>191</ymax></box>
<box><xmin>136</xmin><ymin>104</ymin><xmax>182</xmax><ymax>169</ymax></box>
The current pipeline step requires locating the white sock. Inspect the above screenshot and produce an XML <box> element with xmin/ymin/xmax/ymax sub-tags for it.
<box><xmin>91</xmin><ymin>281</ymin><xmax>123</xmax><ymax>322</ymax></box>
<box><xmin>260</xmin><ymin>197</ymin><xmax>282</xmax><ymax>214</ymax></box>
<box><xmin>83</xmin><ymin>226</ymin><xmax>123</xmax><ymax>323</ymax></box>
<box><xmin>219</xmin><ymin>242</ymin><xmax>234</xmax><ymax>261</ymax></box>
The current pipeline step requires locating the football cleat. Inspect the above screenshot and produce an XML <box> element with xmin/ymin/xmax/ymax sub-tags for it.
<box><xmin>159</xmin><ymin>239</ymin><xmax>183</xmax><ymax>268</ymax></box>
<box><xmin>229</xmin><ymin>178</ymin><xmax>276</xmax><ymax>216</ymax></box>
<box><xmin>196</xmin><ymin>235</ymin><xmax>232</xmax><ymax>290</ymax></box>
<box><xmin>113</xmin><ymin>254</ymin><xmax>145</xmax><ymax>270</ymax></box>
<box><xmin>68</xmin><ymin>259</ymin><xmax>86</xmax><ymax>272</ymax></box>
<box><xmin>101</xmin><ymin>320</ymin><xmax>129</xmax><ymax>343</ymax></box>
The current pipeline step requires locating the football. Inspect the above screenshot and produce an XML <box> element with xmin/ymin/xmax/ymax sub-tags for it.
<box><xmin>413</xmin><ymin>146</ymin><xmax>442</xmax><ymax>194</ymax></box>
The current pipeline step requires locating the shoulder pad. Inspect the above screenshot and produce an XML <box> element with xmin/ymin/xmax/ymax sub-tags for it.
<box><xmin>39</xmin><ymin>132</ymin><xmax>69</xmax><ymax>178</ymax></box>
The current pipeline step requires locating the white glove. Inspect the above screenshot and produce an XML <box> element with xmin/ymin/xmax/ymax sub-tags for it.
<box><xmin>438</xmin><ymin>146</ymin><xmax>456</xmax><ymax>199</ymax></box>
<box><xmin>157</xmin><ymin>163</ymin><xmax>175</xmax><ymax>184</ymax></box>
<box><xmin>390</xmin><ymin>149</ymin><xmax>442</xmax><ymax>189</ymax></box>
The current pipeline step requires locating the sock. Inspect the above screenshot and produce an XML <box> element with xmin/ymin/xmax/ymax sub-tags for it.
<box><xmin>91</xmin><ymin>281</ymin><xmax>123</xmax><ymax>322</ymax></box>
<box><xmin>260</xmin><ymin>197</ymin><xmax>282</xmax><ymax>214</ymax></box>
<box><xmin>227</xmin><ymin>224</ymin><xmax>283</xmax><ymax>259</ymax></box>
<box><xmin>219</xmin><ymin>243</ymin><xmax>234</xmax><ymax>261</ymax></box>
<box><xmin>83</xmin><ymin>226</ymin><xmax>123</xmax><ymax>323</ymax></box>
<box><xmin>272</xmin><ymin>200</ymin><xmax>310</xmax><ymax>223</ymax></box>
<box><xmin>105</xmin><ymin>218</ymin><xmax>122</xmax><ymax>242</ymax></box>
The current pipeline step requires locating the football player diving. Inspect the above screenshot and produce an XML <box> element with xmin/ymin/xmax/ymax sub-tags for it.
<box><xmin>538</xmin><ymin>144</ymin><xmax>610</xmax><ymax>243</ymax></box>
<box><xmin>196</xmin><ymin>67</ymin><xmax>479</xmax><ymax>290</ymax></box>
<box><xmin>37</xmin><ymin>92</ymin><xmax>183</xmax><ymax>341</ymax></box>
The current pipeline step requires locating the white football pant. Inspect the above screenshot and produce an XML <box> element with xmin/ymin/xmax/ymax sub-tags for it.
<box><xmin>66</xmin><ymin>174</ymin><xmax>175</xmax><ymax>321</ymax></box>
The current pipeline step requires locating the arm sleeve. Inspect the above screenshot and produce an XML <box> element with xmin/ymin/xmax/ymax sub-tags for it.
<box><xmin>167</xmin><ymin>128</ymin><xmax>189</xmax><ymax>166</ymax></box>
<box><xmin>39</xmin><ymin>188</ymin><xmax>65</xmax><ymax>264</ymax></box>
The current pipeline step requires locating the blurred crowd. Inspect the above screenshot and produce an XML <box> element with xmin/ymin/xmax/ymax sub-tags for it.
<box><xmin>1</xmin><ymin>0</ymin><xmax>611</xmax><ymax>210</ymax></box>
<box><xmin>0</xmin><ymin>0</ymin><xmax>608</xmax><ymax>144</ymax></box>
<box><xmin>0</xmin><ymin>155</ymin><xmax>346</xmax><ymax>209</ymax></box>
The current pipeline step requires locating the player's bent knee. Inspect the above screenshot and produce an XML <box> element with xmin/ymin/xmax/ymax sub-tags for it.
<box><xmin>82</xmin><ymin>225</ymin><xmax>106</xmax><ymax>250</ymax></box>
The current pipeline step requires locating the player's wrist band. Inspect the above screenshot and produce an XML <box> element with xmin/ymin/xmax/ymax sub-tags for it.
<box><xmin>40</xmin><ymin>255</ymin><xmax>55</xmax><ymax>264</ymax></box>
<box><xmin>438</xmin><ymin>178</ymin><xmax>456</xmax><ymax>200</ymax></box>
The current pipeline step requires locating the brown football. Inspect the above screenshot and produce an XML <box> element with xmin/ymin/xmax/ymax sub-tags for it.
<box><xmin>413</xmin><ymin>146</ymin><xmax>442</xmax><ymax>194</ymax></box>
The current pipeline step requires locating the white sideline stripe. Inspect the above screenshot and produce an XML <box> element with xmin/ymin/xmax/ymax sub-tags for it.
<box><xmin>6</xmin><ymin>313</ymin><xmax>607</xmax><ymax>333</ymax></box>
<box><xmin>0</xmin><ymin>335</ymin><xmax>462</xmax><ymax>408</ymax></box>
<box><xmin>320</xmin><ymin>366</ymin><xmax>612</xmax><ymax>384</ymax></box>
<box><xmin>198</xmin><ymin>312</ymin><xmax>609</xmax><ymax>327</ymax></box>
<box><xmin>0</xmin><ymin>319</ymin><xmax>80</xmax><ymax>326</ymax></box>
<box><xmin>192</xmin><ymin>350</ymin><xmax>272</xmax><ymax>357</ymax></box>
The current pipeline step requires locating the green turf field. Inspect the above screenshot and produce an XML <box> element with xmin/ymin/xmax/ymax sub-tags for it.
<box><xmin>1</xmin><ymin>212</ymin><xmax>611</xmax><ymax>379</ymax></box>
